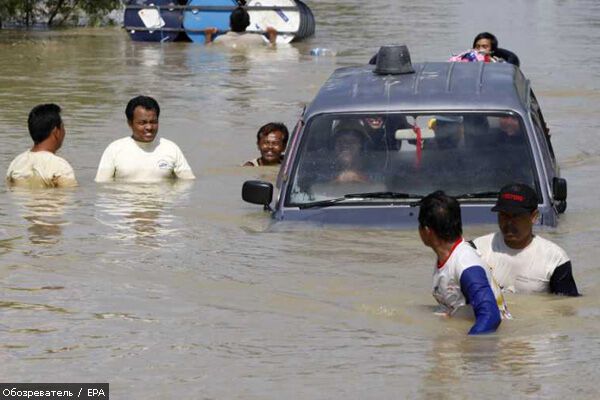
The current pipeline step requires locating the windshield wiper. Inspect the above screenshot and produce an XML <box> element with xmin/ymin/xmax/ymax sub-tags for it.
<box><xmin>298</xmin><ymin>192</ymin><xmax>423</xmax><ymax>209</ymax></box>
<box><xmin>344</xmin><ymin>191</ymin><xmax>424</xmax><ymax>199</ymax></box>
<box><xmin>454</xmin><ymin>191</ymin><xmax>499</xmax><ymax>199</ymax></box>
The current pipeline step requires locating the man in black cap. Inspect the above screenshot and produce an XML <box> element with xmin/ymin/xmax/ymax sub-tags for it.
<box><xmin>473</xmin><ymin>183</ymin><xmax>579</xmax><ymax>296</ymax></box>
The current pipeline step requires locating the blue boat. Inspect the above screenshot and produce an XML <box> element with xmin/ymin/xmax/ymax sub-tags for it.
<box><xmin>183</xmin><ymin>0</ymin><xmax>238</xmax><ymax>44</ymax></box>
<box><xmin>124</xmin><ymin>0</ymin><xmax>186</xmax><ymax>42</ymax></box>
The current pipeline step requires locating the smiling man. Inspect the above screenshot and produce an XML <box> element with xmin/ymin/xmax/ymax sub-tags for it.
<box><xmin>95</xmin><ymin>96</ymin><xmax>195</xmax><ymax>183</ymax></box>
<box><xmin>473</xmin><ymin>183</ymin><xmax>580</xmax><ymax>296</ymax></box>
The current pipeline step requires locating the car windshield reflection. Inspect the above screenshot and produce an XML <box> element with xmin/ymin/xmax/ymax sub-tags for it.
<box><xmin>287</xmin><ymin>112</ymin><xmax>536</xmax><ymax>206</ymax></box>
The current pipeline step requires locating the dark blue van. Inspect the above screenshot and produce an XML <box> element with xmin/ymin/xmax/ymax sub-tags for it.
<box><xmin>243</xmin><ymin>46</ymin><xmax>567</xmax><ymax>227</ymax></box>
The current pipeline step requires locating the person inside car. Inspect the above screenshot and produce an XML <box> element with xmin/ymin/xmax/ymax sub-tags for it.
<box><xmin>330</xmin><ymin>121</ymin><xmax>372</xmax><ymax>184</ymax></box>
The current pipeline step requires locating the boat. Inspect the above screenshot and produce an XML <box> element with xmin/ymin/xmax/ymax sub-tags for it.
<box><xmin>123</xmin><ymin>0</ymin><xmax>315</xmax><ymax>43</ymax></box>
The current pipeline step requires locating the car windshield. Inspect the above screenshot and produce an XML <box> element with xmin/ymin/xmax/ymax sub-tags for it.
<box><xmin>286</xmin><ymin>112</ymin><xmax>537</xmax><ymax>206</ymax></box>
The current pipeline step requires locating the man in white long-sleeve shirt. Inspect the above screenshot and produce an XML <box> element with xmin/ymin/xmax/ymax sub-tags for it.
<box><xmin>95</xmin><ymin>96</ymin><xmax>195</xmax><ymax>183</ymax></box>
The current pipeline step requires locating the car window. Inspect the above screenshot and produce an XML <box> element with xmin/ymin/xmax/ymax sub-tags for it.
<box><xmin>530</xmin><ymin>91</ymin><xmax>556</xmax><ymax>163</ymax></box>
<box><xmin>286</xmin><ymin>112</ymin><xmax>538</xmax><ymax>206</ymax></box>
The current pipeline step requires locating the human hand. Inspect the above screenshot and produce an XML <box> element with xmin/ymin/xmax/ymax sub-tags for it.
<box><xmin>266</xmin><ymin>26</ymin><xmax>277</xmax><ymax>44</ymax></box>
<box><xmin>335</xmin><ymin>170</ymin><xmax>368</xmax><ymax>183</ymax></box>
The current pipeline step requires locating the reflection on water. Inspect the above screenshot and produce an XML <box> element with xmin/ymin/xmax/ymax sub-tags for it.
<box><xmin>94</xmin><ymin>181</ymin><xmax>193</xmax><ymax>248</ymax></box>
<box><xmin>7</xmin><ymin>187</ymin><xmax>74</xmax><ymax>245</ymax></box>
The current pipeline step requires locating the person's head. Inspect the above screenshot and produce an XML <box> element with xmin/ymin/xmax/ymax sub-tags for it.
<box><xmin>492</xmin><ymin>183</ymin><xmax>539</xmax><ymax>249</ymax></box>
<box><xmin>418</xmin><ymin>191</ymin><xmax>463</xmax><ymax>247</ymax></box>
<box><xmin>499</xmin><ymin>115</ymin><xmax>521</xmax><ymax>137</ymax></box>
<box><xmin>332</xmin><ymin>121</ymin><xmax>369</xmax><ymax>167</ymax></box>
<box><xmin>364</xmin><ymin>116</ymin><xmax>384</xmax><ymax>131</ymax></box>
<box><xmin>256</xmin><ymin>122</ymin><xmax>289</xmax><ymax>165</ymax></box>
<box><xmin>429</xmin><ymin>117</ymin><xmax>463</xmax><ymax>149</ymax></box>
<box><xmin>125</xmin><ymin>95</ymin><xmax>160</xmax><ymax>143</ymax></box>
<box><xmin>230</xmin><ymin>6</ymin><xmax>250</xmax><ymax>32</ymax></box>
<box><xmin>28</xmin><ymin>103</ymin><xmax>65</xmax><ymax>148</ymax></box>
<box><xmin>472</xmin><ymin>32</ymin><xmax>498</xmax><ymax>55</ymax></box>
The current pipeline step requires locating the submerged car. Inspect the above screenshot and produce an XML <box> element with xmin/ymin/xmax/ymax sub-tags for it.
<box><xmin>242</xmin><ymin>45</ymin><xmax>567</xmax><ymax>227</ymax></box>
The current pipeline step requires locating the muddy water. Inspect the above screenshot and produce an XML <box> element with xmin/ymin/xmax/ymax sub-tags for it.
<box><xmin>1</xmin><ymin>1</ymin><xmax>599</xmax><ymax>398</ymax></box>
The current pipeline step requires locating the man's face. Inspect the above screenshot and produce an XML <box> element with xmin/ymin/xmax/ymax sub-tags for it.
<box><xmin>258</xmin><ymin>131</ymin><xmax>286</xmax><ymax>165</ymax></box>
<box><xmin>55</xmin><ymin>122</ymin><xmax>66</xmax><ymax>149</ymax></box>
<box><xmin>335</xmin><ymin>132</ymin><xmax>363</xmax><ymax>167</ymax></box>
<box><xmin>365</xmin><ymin>117</ymin><xmax>384</xmax><ymax>130</ymax></box>
<box><xmin>499</xmin><ymin>116</ymin><xmax>520</xmax><ymax>136</ymax></box>
<box><xmin>498</xmin><ymin>210</ymin><xmax>537</xmax><ymax>249</ymax></box>
<box><xmin>129</xmin><ymin>106</ymin><xmax>159</xmax><ymax>143</ymax></box>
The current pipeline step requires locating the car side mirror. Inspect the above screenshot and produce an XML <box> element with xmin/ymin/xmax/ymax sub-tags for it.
<box><xmin>553</xmin><ymin>177</ymin><xmax>567</xmax><ymax>201</ymax></box>
<box><xmin>242</xmin><ymin>180</ymin><xmax>273</xmax><ymax>209</ymax></box>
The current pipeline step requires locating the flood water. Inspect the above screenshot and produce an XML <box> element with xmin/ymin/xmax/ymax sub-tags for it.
<box><xmin>1</xmin><ymin>0</ymin><xmax>600</xmax><ymax>398</ymax></box>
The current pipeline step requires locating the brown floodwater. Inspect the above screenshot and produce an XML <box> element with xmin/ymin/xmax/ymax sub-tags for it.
<box><xmin>1</xmin><ymin>1</ymin><xmax>600</xmax><ymax>398</ymax></box>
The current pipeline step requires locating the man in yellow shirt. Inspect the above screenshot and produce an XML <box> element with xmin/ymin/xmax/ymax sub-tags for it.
<box><xmin>6</xmin><ymin>103</ymin><xmax>77</xmax><ymax>188</ymax></box>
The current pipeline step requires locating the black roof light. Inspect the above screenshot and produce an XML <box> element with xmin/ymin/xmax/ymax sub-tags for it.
<box><xmin>374</xmin><ymin>45</ymin><xmax>415</xmax><ymax>75</ymax></box>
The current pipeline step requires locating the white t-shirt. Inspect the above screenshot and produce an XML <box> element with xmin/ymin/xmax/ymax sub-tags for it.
<box><xmin>95</xmin><ymin>136</ymin><xmax>195</xmax><ymax>183</ymax></box>
<box><xmin>473</xmin><ymin>233</ymin><xmax>570</xmax><ymax>294</ymax></box>
<box><xmin>213</xmin><ymin>32</ymin><xmax>268</xmax><ymax>48</ymax></box>
<box><xmin>433</xmin><ymin>239</ymin><xmax>510</xmax><ymax>318</ymax></box>
<box><xmin>6</xmin><ymin>150</ymin><xmax>77</xmax><ymax>188</ymax></box>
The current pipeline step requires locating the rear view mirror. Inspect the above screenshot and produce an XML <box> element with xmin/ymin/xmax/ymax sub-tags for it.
<box><xmin>242</xmin><ymin>180</ymin><xmax>273</xmax><ymax>208</ymax></box>
<box><xmin>553</xmin><ymin>177</ymin><xmax>567</xmax><ymax>201</ymax></box>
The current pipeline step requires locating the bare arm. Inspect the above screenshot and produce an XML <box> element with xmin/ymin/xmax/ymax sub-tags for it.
<box><xmin>265</xmin><ymin>26</ymin><xmax>277</xmax><ymax>46</ymax></box>
<box><xmin>204</xmin><ymin>27</ymin><xmax>218</xmax><ymax>45</ymax></box>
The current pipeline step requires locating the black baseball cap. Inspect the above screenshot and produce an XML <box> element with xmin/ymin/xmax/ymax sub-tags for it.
<box><xmin>491</xmin><ymin>183</ymin><xmax>538</xmax><ymax>214</ymax></box>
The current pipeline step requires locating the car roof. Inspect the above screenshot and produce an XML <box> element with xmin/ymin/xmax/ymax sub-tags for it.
<box><xmin>304</xmin><ymin>62</ymin><xmax>530</xmax><ymax>121</ymax></box>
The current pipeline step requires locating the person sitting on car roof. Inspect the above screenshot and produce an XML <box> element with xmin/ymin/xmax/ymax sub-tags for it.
<box><xmin>449</xmin><ymin>32</ymin><xmax>520</xmax><ymax>66</ymax></box>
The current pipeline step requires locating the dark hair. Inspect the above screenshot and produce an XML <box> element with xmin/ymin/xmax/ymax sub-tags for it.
<box><xmin>472</xmin><ymin>32</ymin><xmax>498</xmax><ymax>53</ymax></box>
<box><xmin>28</xmin><ymin>103</ymin><xmax>62</xmax><ymax>144</ymax></box>
<box><xmin>257</xmin><ymin>122</ymin><xmax>289</xmax><ymax>146</ymax></box>
<box><xmin>230</xmin><ymin>6</ymin><xmax>250</xmax><ymax>32</ymax></box>
<box><xmin>125</xmin><ymin>95</ymin><xmax>160</xmax><ymax>122</ymax></box>
<box><xmin>418</xmin><ymin>191</ymin><xmax>463</xmax><ymax>242</ymax></box>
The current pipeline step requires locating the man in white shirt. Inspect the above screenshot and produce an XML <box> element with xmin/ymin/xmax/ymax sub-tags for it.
<box><xmin>95</xmin><ymin>96</ymin><xmax>195</xmax><ymax>183</ymax></box>
<box><xmin>418</xmin><ymin>191</ymin><xmax>507</xmax><ymax>335</ymax></box>
<box><xmin>203</xmin><ymin>6</ymin><xmax>277</xmax><ymax>48</ymax></box>
<box><xmin>473</xmin><ymin>183</ymin><xmax>579</xmax><ymax>296</ymax></box>
<box><xmin>6</xmin><ymin>103</ymin><xmax>77</xmax><ymax>188</ymax></box>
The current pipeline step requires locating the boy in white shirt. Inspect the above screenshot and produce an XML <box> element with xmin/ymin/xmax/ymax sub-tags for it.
<box><xmin>95</xmin><ymin>96</ymin><xmax>195</xmax><ymax>183</ymax></box>
<box><xmin>6</xmin><ymin>103</ymin><xmax>77</xmax><ymax>188</ymax></box>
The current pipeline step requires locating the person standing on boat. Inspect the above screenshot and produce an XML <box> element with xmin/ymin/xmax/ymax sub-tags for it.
<box><xmin>204</xmin><ymin>6</ymin><xmax>277</xmax><ymax>47</ymax></box>
<box><xmin>6</xmin><ymin>103</ymin><xmax>77</xmax><ymax>188</ymax></box>
<box><xmin>418</xmin><ymin>191</ymin><xmax>509</xmax><ymax>335</ymax></box>
<box><xmin>243</xmin><ymin>122</ymin><xmax>288</xmax><ymax>166</ymax></box>
<box><xmin>95</xmin><ymin>96</ymin><xmax>195</xmax><ymax>183</ymax></box>
<box><xmin>473</xmin><ymin>183</ymin><xmax>580</xmax><ymax>296</ymax></box>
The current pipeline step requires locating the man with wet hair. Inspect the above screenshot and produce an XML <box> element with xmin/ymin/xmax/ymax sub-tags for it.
<box><xmin>473</xmin><ymin>183</ymin><xmax>579</xmax><ymax>296</ymax></box>
<box><xmin>243</xmin><ymin>122</ymin><xmax>289</xmax><ymax>166</ymax></box>
<box><xmin>418</xmin><ymin>191</ymin><xmax>508</xmax><ymax>335</ymax></box>
<box><xmin>204</xmin><ymin>6</ymin><xmax>277</xmax><ymax>47</ymax></box>
<box><xmin>95</xmin><ymin>95</ymin><xmax>195</xmax><ymax>183</ymax></box>
<box><xmin>6</xmin><ymin>103</ymin><xmax>77</xmax><ymax>188</ymax></box>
